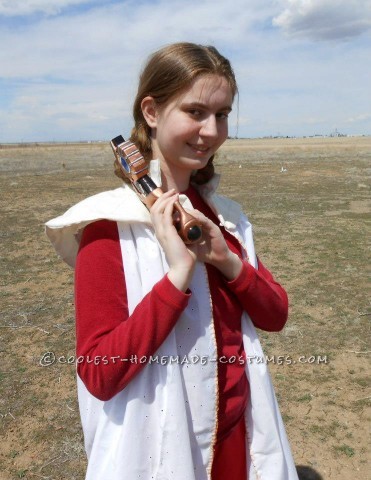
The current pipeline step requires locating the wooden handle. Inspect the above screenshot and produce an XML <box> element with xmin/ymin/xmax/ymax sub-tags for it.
<box><xmin>173</xmin><ymin>201</ymin><xmax>202</xmax><ymax>244</ymax></box>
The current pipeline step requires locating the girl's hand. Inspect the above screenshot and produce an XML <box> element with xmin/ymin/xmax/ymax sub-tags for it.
<box><xmin>150</xmin><ymin>190</ymin><xmax>196</xmax><ymax>291</ymax></box>
<box><xmin>187</xmin><ymin>209</ymin><xmax>243</xmax><ymax>281</ymax></box>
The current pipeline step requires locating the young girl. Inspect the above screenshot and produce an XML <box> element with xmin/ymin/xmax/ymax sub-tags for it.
<box><xmin>46</xmin><ymin>42</ymin><xmax>298</xmax><ymax>480</ymax></box>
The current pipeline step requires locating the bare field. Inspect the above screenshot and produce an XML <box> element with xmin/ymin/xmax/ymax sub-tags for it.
<box><xmin>0</xmin><ymin>137</ymin><xmax>370</xmax><ymax>479</ymax></box>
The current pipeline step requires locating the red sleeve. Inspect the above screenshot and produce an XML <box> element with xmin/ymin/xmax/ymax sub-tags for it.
<box><xmin>75</xmin><ymin>219</ymin><xmax>190</xmax><ymax>401</ymax></box>
<box><xmin>225</xmin><ymin>256</ymin><xmax>288</xmax><ymax>332</ymax></box>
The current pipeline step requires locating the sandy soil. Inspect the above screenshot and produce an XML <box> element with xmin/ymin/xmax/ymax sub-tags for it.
<box><xmin>0</xmin><ymin>137</ymin><xmax>370</xmax><ymax>479</ymax></box>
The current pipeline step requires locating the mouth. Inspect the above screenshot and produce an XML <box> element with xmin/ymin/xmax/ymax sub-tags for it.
<box><xmin>187</xmin><ymin>143</ymin><xmax>211</xmax><ymax>155</ymax></box>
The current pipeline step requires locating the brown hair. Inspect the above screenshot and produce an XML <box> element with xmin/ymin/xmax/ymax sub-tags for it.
<box><xmin>114</xmin><ymin>42</ymin><xmax>237</xmax><ymax>184</ymax></box>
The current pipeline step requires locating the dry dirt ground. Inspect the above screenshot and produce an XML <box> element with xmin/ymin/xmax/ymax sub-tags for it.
<box><xmin>0</xmin><ymin>137</ymin><xmax>370</xmax><ymax>480</ymax></box>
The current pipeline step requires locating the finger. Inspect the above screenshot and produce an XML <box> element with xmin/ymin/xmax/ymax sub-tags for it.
<box><xmin>150</xmin><ymin>189</ymin><xmax>177</xmax><ymax>214</ymax></box>
<box><xmin>186</xmin><ymin>208</ymin><xmax>208</xmax><ymax>223</ymax></box>
<box><xmin>154</xmin><ymin>193</ymin><xmax>178</xmax><ymax>220</ymax></box>
<box><xmin>150</xmin><ymin>194</ymin><xmax>175</xmax><ymax>218</ymax></box>
<box><xmin>151</xmin><ymin>195</ymin><xmax>180</xmax><ymax>240</ymax></box>
<box><xmin>188</xmin><ymin>209</ymin><xmax>214</xmax><ymax>231</ymax></box>
<box><xmin>162</xmin><ymin>195</ymin><xmax>180</xmax><ymax>228</ymax></box>
<box><xmin>158</xmin><ymin>195</ymin><xmax>178</xmax><ymax>234</ymax></box>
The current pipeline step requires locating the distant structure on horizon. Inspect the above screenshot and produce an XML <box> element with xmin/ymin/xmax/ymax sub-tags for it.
<box><xmin>329</xmin><ymin>128</ymin><xmax>347</xmax><ymax>138</ymax></box>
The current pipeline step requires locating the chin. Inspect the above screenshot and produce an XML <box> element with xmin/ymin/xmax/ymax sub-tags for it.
<box><xmin>177</xmin><ymin>156</ymin><xmax>208</xmax><ymax>170</ymax></box>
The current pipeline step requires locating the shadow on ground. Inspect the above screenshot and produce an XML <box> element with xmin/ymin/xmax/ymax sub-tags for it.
<box><xmin>297</xmin><ymin>465</ymin><xmax>324</xmax><ymax>480</ymax></box>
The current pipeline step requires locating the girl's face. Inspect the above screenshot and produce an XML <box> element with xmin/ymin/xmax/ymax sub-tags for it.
<box><xmin>145</xmin><ymin>74</ymin><xmax>233</xmax><ymax>176</ymax></box>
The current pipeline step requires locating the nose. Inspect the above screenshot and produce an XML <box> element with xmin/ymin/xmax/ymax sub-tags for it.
<box><xmin>199</xmin><ymin>115</ymin><xmax>219</xmax><ymax>139</ymax></box>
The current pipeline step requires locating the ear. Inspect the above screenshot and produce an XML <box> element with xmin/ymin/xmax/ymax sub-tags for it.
<box><xmin>141</xmin><ymin>96</ymin><xmax>158</xmax><ymax>129</ymax></box>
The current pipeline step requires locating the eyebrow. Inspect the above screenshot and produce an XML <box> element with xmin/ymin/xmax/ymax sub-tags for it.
<box><xmin>181</xmin><ymin>101</ymin><xmax>232</xmax><ymax>113</ymax></box>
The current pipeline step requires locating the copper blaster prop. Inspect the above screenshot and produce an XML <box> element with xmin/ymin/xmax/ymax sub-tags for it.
<box><xmin>110</xmin><ymin>135</ymin><xmax>202</xmax><ymax>244</ymax></box>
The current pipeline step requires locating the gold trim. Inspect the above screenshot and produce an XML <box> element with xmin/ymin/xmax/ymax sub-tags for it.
<box><xmin>204</xmin><ymin>264</ymin><xmax>219</xmax><ymax>479</ymax></box>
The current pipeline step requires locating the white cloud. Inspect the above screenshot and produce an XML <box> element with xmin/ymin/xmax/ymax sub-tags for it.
<box><xmin>0</xmin><ymin>0</ymin><xmax>272</xmax><ymax>80</ymax></box>
<box><xmin>347</xmin><ymin>113</ymin><xmax>371</xmax><ymax>123</ymax></box>
<box><xmin>0</xmin><ymin>0</ymin><xmax>97</xmax><ymax>16</ymax></box>
<box><xmin>273</xmin><ymin>0</ymin><xmax>371</xmax><ymax>40</ymax></box>
<box><xmin>0</xmin><ymin>0</ymin><xmax>370</xmax><ymax>141</ymax></box>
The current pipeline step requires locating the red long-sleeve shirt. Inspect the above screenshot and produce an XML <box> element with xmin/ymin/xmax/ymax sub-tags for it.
<box><xmin>75</xmin><ymin>185</ymin><xmax>288</xmax><ymax>444</ymax></box>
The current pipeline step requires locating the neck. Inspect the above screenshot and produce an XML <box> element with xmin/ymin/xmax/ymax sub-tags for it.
<box><xmin>159</xmin><ymin>160</ymin><xmax>192</xmax><ymax>193</ymax></box>
<box><xmin>150</xmin><ymin>138</ymin><xmax>192</xmax><ymax>192</ymax></box>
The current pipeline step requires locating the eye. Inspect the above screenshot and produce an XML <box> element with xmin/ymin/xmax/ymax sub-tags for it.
<box><xmin>216</xmin><ymin>111</ymin><xmax>229</xmax><ymax>119</ymax></box>
<box><xmin>188</xmin><ymin>109</ymin><xmax>202</xmax><ymax>117</ymax></box>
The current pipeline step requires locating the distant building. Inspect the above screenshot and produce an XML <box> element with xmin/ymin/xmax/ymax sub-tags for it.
<box><xmin>329</xmin><ymin>129</ymin><xmax>347</xmax><ymax>137</ymax></box>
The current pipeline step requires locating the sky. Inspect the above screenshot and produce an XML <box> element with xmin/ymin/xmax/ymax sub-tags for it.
<box><xmin>0</xmin><ymin>0</ymin><xmax>370</xmax><ymax>142</ymax></box>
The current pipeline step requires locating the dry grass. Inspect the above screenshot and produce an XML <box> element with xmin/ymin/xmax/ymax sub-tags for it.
<box><xmin>0</xmin><ymin>137</ymin><xmax>370</xmax><ymax>479</ymax></box>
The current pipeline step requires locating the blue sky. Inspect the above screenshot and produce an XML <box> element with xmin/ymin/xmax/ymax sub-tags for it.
<box><xmin>0</xmin><ymin>0</ymin><xmax>370</xmax><ymax>142</ymax></box>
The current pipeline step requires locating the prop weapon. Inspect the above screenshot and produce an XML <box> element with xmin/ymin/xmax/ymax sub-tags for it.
<box><xmin>110</xmin><ymin>135</ymin><xmax>202</xmax><ymax>244</ymax></box>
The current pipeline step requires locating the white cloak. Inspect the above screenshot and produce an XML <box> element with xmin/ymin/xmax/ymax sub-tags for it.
<box><xmin>45</xmin><ymin>164</ymin><xmax>298</xmax><ymax>480</ymax></box>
